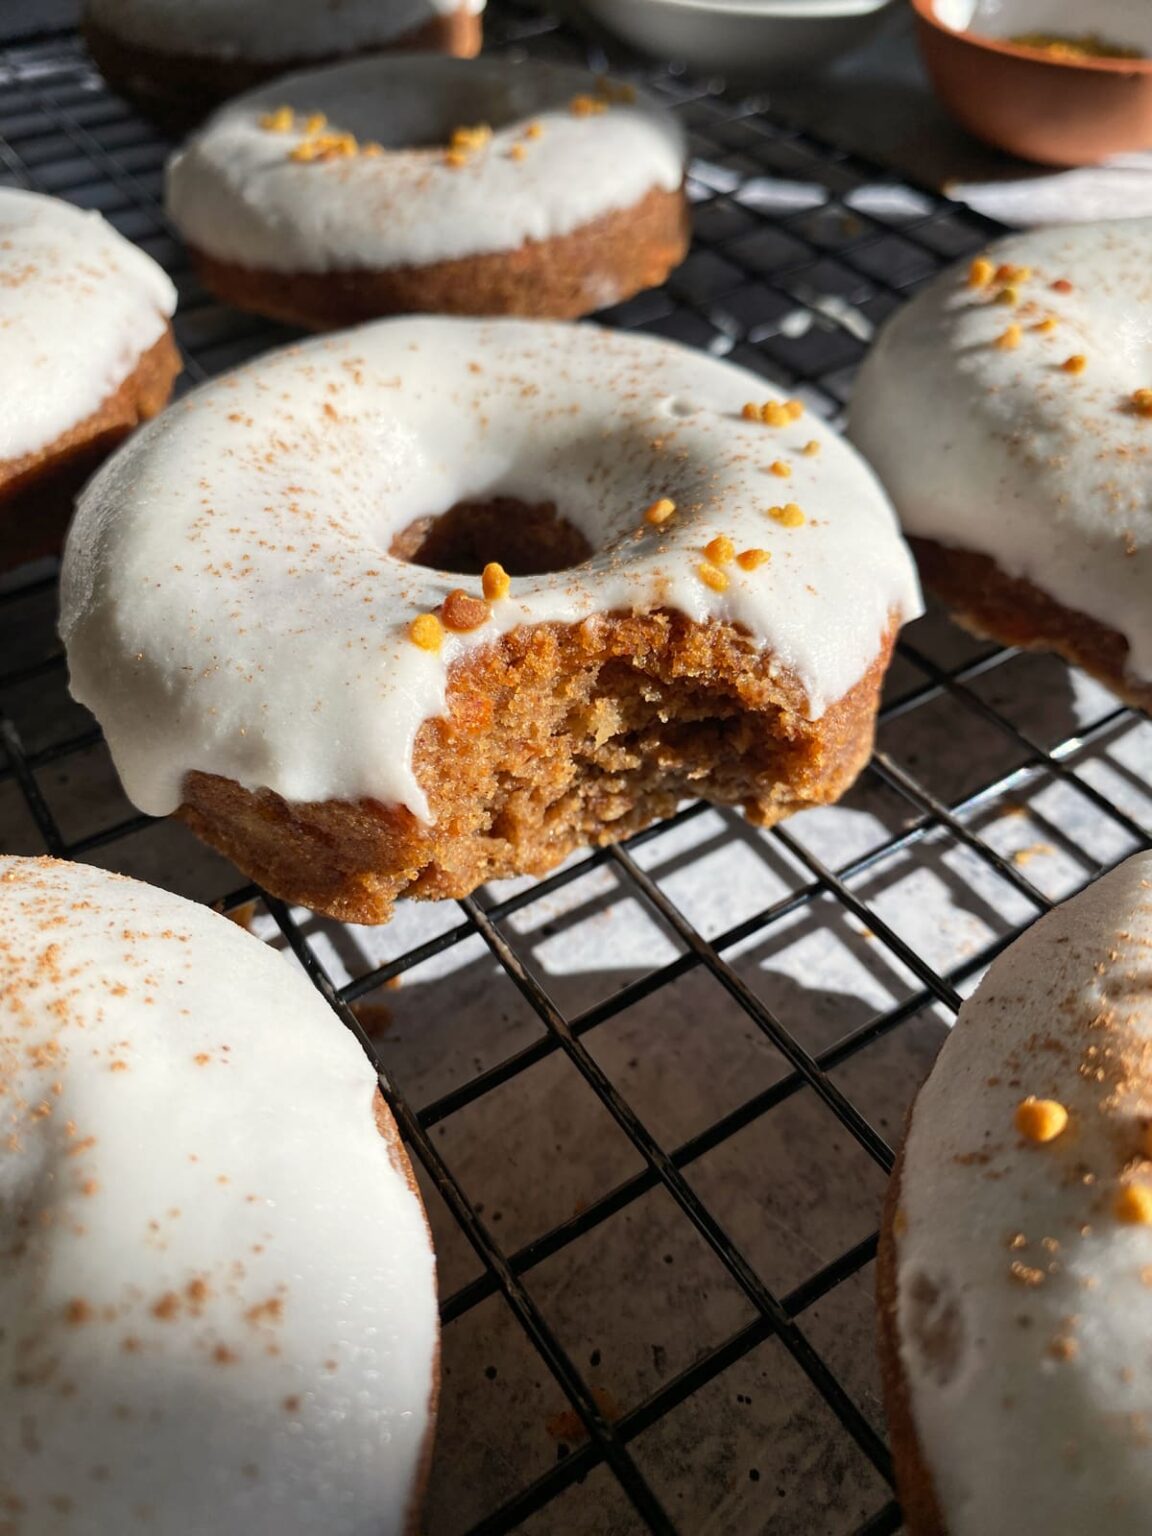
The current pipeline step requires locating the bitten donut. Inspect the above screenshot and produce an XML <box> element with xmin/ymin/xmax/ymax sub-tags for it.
<box><xmin>0</xmin><ymin>855</ymin><xmax>438</xmax><ymax>1535</ymax></box>
<box><xmin>165</xmin><ymin>56</ymin><xmax>689</xmax><ymax>328</ymax></box>
<box><xmin>60</xmin><ymin>317</ymin><xmax>921</xmax><ymax>924</ymax></box>
<box><xmin>83</xmin><ymin>0</ymin><xmax>482</xmax><ymax>129</ymax></box>
<box><xmin>0</xmin><ymin>188</ymin><xmax>179</xmax><ymax>568</ymax></box>
<box><xmin>850</xmin><ymin>221</ymin><xmax>1152</xmax><ymax>711</ymax></box>
<box><xmin>879</xmin><ymin>851</ymin><xmax>1152</xmax><ymax>1536</ymax></box>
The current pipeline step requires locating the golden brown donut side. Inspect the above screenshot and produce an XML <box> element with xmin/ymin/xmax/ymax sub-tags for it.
<box><xmin>187</xmin><ymin>185</ymin><xmax>691</xmax><ymax>328</ymax></box>
<box><xmin>82</xmin><ymin>7</ymin><xmax>482</xmax><ymax>130</ymax></box>
<box><xmin>371</xmin><ymin>1093</ymin><xmax>439</xmax><ymax>1536</ymax></box>
<box><xmin>176</xmin><ymin>608</ymin><xmax>901</xmax><ymax>923</ymax></box>
<box><xmin>912</xmin><ymin>536</ymin><xmax>1152</xmax><ymax>713</ymax></box>
<box><xmin>0</xmin><ymin>327</ymin><xmax>181</xmax><ymax>570</ymax></box>
<box><xmin>876</xmin><ymin>1141</ymin><xmax>949</xmax><ymax>1536</ymax></box>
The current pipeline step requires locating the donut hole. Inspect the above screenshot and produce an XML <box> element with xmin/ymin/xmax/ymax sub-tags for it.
<box><xmin>390</xmin><ymin>497</ymin><xmax>593</xmax><ymax>578</ymax></box>
<box><xmin>905</xmin><ymin>1269</ymin><xmax>966</xmax><ymax>1387</ymax></box>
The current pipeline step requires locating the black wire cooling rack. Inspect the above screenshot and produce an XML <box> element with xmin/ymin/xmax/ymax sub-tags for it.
<box><xmin>3</xmin><ymin>7</ymin><xmax>1152</xmax><ymax>1534</ymax></box>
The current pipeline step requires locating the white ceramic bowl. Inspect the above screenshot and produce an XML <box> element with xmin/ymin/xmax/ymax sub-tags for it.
<box><xmin>572</xmin><ymin>0</ymin><xmax>896</xmax><ymax>80</ymax></box>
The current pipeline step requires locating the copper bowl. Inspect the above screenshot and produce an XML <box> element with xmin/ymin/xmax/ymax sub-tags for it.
<box><xmin>911</xmin><ymin>0</ymin><xmax>1152</xmax><ymax>166</ymax></box>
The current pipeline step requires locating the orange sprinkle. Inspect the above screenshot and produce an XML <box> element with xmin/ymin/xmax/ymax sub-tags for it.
<box><xmin>1051</xmin><ymin>278</ymin><xmax>1074</xmax><ymax>293</ymax></box>
<box><xmin>736</xmin><ymin>548</ymin><xmax>771</xmax><ymax>571</ymax></box>
<box><xmin>408</xmin><ymin>614</ymin><xmax>443</xmax><ymax>652</ymax></box>
<box><xmin>441</xmin><ymin>589</ymin><xmax>490</xmax><ymax>633</ymax></box>
<box><xmin>443</xmin><ymin>148</ymin><xmax>469</xmax><ymax>169</ymax></box>
<box><xmin>1061</xmin><ymin>354</ymin><xmax>1087</xmax><ymax>374</ymax></box>
<box><xmin>288</xmin><ymin>129</ymin><xmax>359</xmax><ymax>162</ymax></box>
<box><xmin>1014</xmin><ymin>1097</ymin><xmax>1068</xmax><ymax>1144</ymax></box>
<box><xmin>994</xmin><ymin>262</ymin><xmax>1031</xmax><ymax>284</ymax></box>
<box><xmin>644</xmin><ymin>497</ymin><xmax>676</xmax><ymax>526</ymax></box>
<box><xmin>1009</xmin><ymin>1260</ymin><xmax>1046</xmax><ymax>1287</ymax></box>
<box><xmin>1132</xmin><ymin>389</ymin><xmax>1152</xmax><ymax>417</ymax></box>
<box><xmin>303</xmin><ymin>112</ymin><xmax>327</xmax><ymax>134</ymax></box>
<box><xmin>1116</xmin><ymin>1184</ymin><xmax>1152</xmax><ymax>1225</ymax></box>
<box><xmin>1030</xmin><ymin>317</ymin><xmax>1058</xmax><ymax>334</ymax></box>
<box><xmin>769</xmin><ymin>460</ymin><xmax>791</xmax><ymax>478</ymax></box>
<box><xmin>768</xmin><ymin>503</ymin><xmax>805</xmax><ymax>528</ymax></box>
<box><xmin>744</xmin><ymin>398</ymin><xmax>804</xmax><ymax>428</ymax></box>
<box><xmin>569</xmin><ymin>94</ymin><xmax>608</xmax><ymax>117</ymax></box>
<box><xmin>802</xmin><ymin>439</ymin><xmax>821</xmax><ymax>456</ymax></box>
<box><xmin>697</xmin><ymin>562</ymin><xmax>729</xmax><ymax>593</ymax></box>
<box><xmin>508</xmin><ymin>143</ymin><xmax>527</xmax><ymax>162</ymax></box>
<box><xmin>995</xmin><ymin>324</ymin><xmax>1022</xmax><ymax>350</ymax></box>
<box><xmin>704</xmin><ymin>535</ymin><xmax>735</xmax><ymax>565</ymax></box>
<box><xmin>259</xmin><ymin>106</ymin><xmax>294</xmax><ymax>132</ymax></box>
<box><xmin>523</xmin><ymin>121</ymin><xmax>543</xmax><ymax>139</ymax></box>
<box><xmin>450</xmin><ymin>123</ymin><xmax>492</xmax><ymax>152</ymax></box>
<box><xmin>968</xmin><ymin>256</ymin><xmax>995</xmax><ymax>287</ymax></box>
<box><xmin>361</xmin><ymin>142</ymin><xmax>384</xmax><ymax>158</ymax></box>
<box><xmin>481</xmin><ymin>562</ymin><xmax>511</xmax><ymax>601</ymax></box>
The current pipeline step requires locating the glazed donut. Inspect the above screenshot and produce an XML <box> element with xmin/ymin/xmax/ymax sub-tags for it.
<box><xmin>850</xmin><ymin>221</ymin><xmax>1152</xmax><ymax>711</ymax></box>
<box><xmin>60</xmin><ymin>316</ymin><xmax>921</xmax><ymax>923</ymax></box>
<box><xmin>83</xmin><ymin>0</ymin><xmax>482</xmax><ymax>129</ymax></box>
<box><xmin>0</xmin><ymin>188</ymin><xmax>179</xmax><ymax>568</ymax></box>
<box><xmin>879</xmin><ymin>851</ymin><xmax>1152</xmax><ymax>1536</ymax></box>
<box><xmin>165</xmin><ymin>56</ymin><xmax>689</xmax><ymax>327</ymax></box>
<box><xmin>0</xmin><ymin>855</ymin><xmax>438</xmax><ymax>1535</ymax></box>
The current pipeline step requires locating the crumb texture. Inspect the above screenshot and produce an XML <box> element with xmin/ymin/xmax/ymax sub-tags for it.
<box><xmin>180</xmin><ymin>608</ymin><xmax>898</xmax><ymax>922</ymax></box>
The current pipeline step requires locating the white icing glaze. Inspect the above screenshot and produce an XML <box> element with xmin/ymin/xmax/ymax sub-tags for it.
<box><xmin>85</xmin><ymin>0</ymin><xmax>482</xmax><ymax>62</ymax></box>
<box><xmin>0</xmin><ymin>855</ymin><xmax>437</xmax><ymax>1535</ymax></box>
<box><xmin>848</xmin><ymin>220</ymin><xmax>1152</xmax><ymax>693</ymax></box>
<box><xmin>0</xmin><ymin>188</ymin><xmax>175</xmax><ymax>464</ymax></box>
<box><xmin>60</xmin><ymin>317</ymin><xmax>921</xmax><ymax>824</ymax></box>
<box><xmin>894</xmin><ymin>851</ymin><xmax>1152</xmax><ymax>1536</ymax></box>
<box><xmin>165</xmin><ymin>56</ymin><xmax>686</xmax><ymax>274</ymax></box>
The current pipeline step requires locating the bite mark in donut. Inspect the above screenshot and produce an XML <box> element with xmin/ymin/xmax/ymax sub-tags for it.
<box><xmin>60</xmin><ymin>317</ymin><xmax>921</xmax><ymax>924</ymax></box>
<box><xmin>176</xmin><ymin>607</ymin><xmax>903</xmax><ymax>923</ymax></box>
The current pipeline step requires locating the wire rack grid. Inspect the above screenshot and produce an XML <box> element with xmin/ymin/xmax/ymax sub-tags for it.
<box><xmin>2</xmin><ymin>8</ymin><xmax>1151</xmax><ymax>1535</ymax></box>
